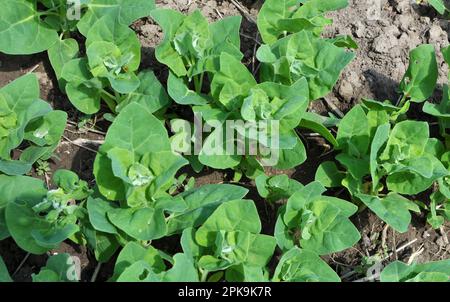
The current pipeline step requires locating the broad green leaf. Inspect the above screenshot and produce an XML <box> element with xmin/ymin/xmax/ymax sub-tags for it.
<box><xmin>225</xmin><ymin>265</ymin><xmax>268</xmax><ymax>282</ymax></box>
<box><xmin>257</xmin><ymin>0</ymin><xmax>299</xmax><ymax>45</ymax></box>
<box><xmin>107</xmin><ymin>207</ymin><xmax>167</xmax><ymax>241</ymax></box>
<box><xmin>196</xmin><ymin>232</ymin><xmax>276</xmax><ymax>272</ymax></box>
<box><xmin>166</xmin><ymin>184</ymin><xmax>249</xmax><ymax>234</ymax></box>
<box><xmin>116</xmin><ymin>260</ymin><xmax>159</xmax><ymax>281</ymax></box>
<box><xmin>315</xmin><ymin>161</ymin><xmax>345</xmax><ymax>188</ymax></box>
<box><xmin>386</xmin><ymin>156</ymin><xmax>448</xmax><ymax>195</ymax></box>
<box><xmin>88</xmin><ymin>230</ymin><xmax>120</xmax><ymax>263</ymax></box>
<box><xmin>336</xmin><ymin>105</ymin><xmax>370</xmax><ymax>157</ymax></box>
<box><xmin>272</xmin><ymin>136</ymin><xmax>307</xmax><ymax>169</ymax></box>
<box><xmin>61</xmin><ymin>58</ymin><xmax>93</xmax><ymax>85</ymax></box>
<box><xmin>116</xmin><ymin>253</ymin><xmax>198</xmax><ymax>282</ymax></box>
<box><xmin>300</xmin><ymin>112</ymin><xmax>339</xmax><ymax>147</ymax></box>
<box><xmin>162</xmin><ymin>253</ymin><xmax>199</xmax><ymax>282</ymax></box>
<box><xmin>87</xmin><ymin>196</ymin><xmax>118</xmax><ymax>234</ymax></box>
<box><xmin>65</xmin><ymin>83</ymin><xmax>102</xmax><ymax>114</ymax></box>
<box><xmin>124</xmin><ymin>71</ymin><xmax>170</xmax><ymax>113</ymax></box>
<box><xmin>48</xmin><ymin>38</ymin><xmax>79</xmax><ymax>89</ymax></box>
<box><xmin>370</xmin><ymin>124</ymin><xmax>390</xmax><ymax>192</ymax></box>
<box><xmin>381</xmin><ymin>259</ymin><xmax>450</xmax><ymax>282</ymax></box>
<box><xmin>428</xmin><ymin>0</ymin><xmax>447</xmax><ymax>14</ymax></box>
<box><xmin>211</xmin><ymin>53</ymin><xmax>257</xmax><ymax>111</ymax></box>
<box><xmin>150</xmin><ymin>8</ymin><xmax>187</xmax><ymax>76</ymax></box>
<box><xmin>400</xmin><ymin>44</ymin><xmax>438</xmax><ymax>102</ymax></box>
<box><xmin>256</xmin><ymin>174</ymin><xmax>303</xmax><ymax>203</ymax></box>
<box><xmin>357</xmin><ymin>193</ymin><xmax>420</xmax><ymax>233</ymax></box>
<box><xmin>279</xmin><ymin>182</ymin><xmax>360</xmax><ymax>255</ymax></box>
<box><xmin>196</xmin><ymin>199</ymin><xmax>261</xmax><ymax>246</ymax></box>
<box><xmin>24</xmin><ymin>110</ymin><xmax>67</xmax><ymax>147</ymax></box>
<box><xmin>0</xmin><ymin>160</ymin><xmax>32</xmax><ymax>176</ymax></box>
<box><xmin>94</xmin><ymin>102</ymin><xmax>171</xmax><ymax>201</ymax></box>
<box><xmin>111</xmin><ymin>242</ymin><xmax>166</xmax><ymax>281</ymax></box>
<box><xmin>167</xmin><ymin>72</ymin><xmax>210</xmax><ymax>106</ymax></box>
<box><xmin>0</xmin><ymin>0</ymin><xmax>59</xmax><ymax>54</ymax></box>
<box><xmin>198</xmin><ymin>125</ymin><xmax>242</xmax><ymax>169</ymax></box>
<box><xmin>0</xmin><ymin>74</ymin><xmax>54</xmax><ymax>164</ymax></box>
<box><xmin>77</xmin><ymin>0</ymin><xmax>156</xmax><ymax>36</ymax></box>
<box><xmin>209</xmin><ymin>16</ymin><xmax>242</xmax><ymax>60</ymax></box>
<box><xmin>273</xmin><ymin>247</ymin><xmax>340</xmax><ymax>282</ymax></box>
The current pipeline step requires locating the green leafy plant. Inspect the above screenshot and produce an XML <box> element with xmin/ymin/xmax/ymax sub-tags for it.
<box><xmin>2</xmin><ymin>0</ymin><xmax>449</xmax><ymax>284</ymax></box>
<box><xmin>180</xmin><ymin>199</ymin><xmax>277</xmax><ymax>282</ymax></box>
<box><xmin>314</xmin><ymin>44</ymin><xmax>450</xmax><ymax>233</ymax></box>
<box><xmin>155</xmin><ymin>7</ymin><xmax>346</xmax><ymax>177</ymax></box>
<box><xmin>257</xmin><ymin>0</ymin><xmax>350</xmax><ymax>45</ymax></box>
<box><xmin>275</xmin><ymin>181</ymin><xmax>361</xmax><ymax>254</ymax></box>
<box><xmin>272</xmin><ymin>247</ymin><xmax>341</xmax><ymax>282</ymax></box>
<box><xmin>381</xmin><ymin>259</ymin><xmax>450</xmax><ymax>282</ymax></box>
<box><xmin>256</xmin><ymin>30</ymin><xmax>356</xmax><ymax>102</ymax></box>
<box><xmin>0</xmin><ymin>74</ymin><xmax>67</xmax><ymax>176</ymax></box>
<box><xmin>111</xmin><ymin>242</ymin><xmax>198</xmax><ymax>282</ymax></box>
<box><xmin>0</xmin><ymin>0</ymin><xmax>156</xmax><ymax>55</ymax></box>
<box><xmin>0</xmin><ymin>170</ymin><xmax>91</xmax><ymax>254</ymax></box>
<box><xmin>61</xmin><ymin>16</ymin><xmax>169</xmax><ymax>115</ymax></box>
<box><xmin>256</xmin><ymin>174</ymin><xmax>304</xmax><ymax>203</ymax></box>
<box><xmin>422</xmin><ymin>45</ymin><xmax>450</xmax><ymax>228</ymax></box>
<box><xmin>317</xmin><ymin>103</ymin><xmax>448</xmax><ymax>232</ymax></box>
<box><xmin>32</xmin><ymin>253</ymin><xmax>80</xmax><ymax>282</ymax></box>
<box><xmin>91</xmin><ymin>102</ymin><xmax>250</xmax><ymax>245</ymax></box>
<box><xmin>398</xmin><ymin>44</ymin><xmax>438</xmax><ymax>106</ymax></box>
<box><xmin>151</xmin><ymin>9</ymin><xmax>243</xmax><ymax>100</ymax></box>
<box><xmin>256</xmin><ymin>0</ymin><xmax>356</xmax><ymax>102</ymax></box>
<box><xmin>36</xmin><ymin>160</ymin><xmax>51</xmax><ymax>176</ymax></box>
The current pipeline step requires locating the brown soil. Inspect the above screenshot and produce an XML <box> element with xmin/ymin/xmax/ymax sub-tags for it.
<box><xmin>0</xmin><ymin>0</ymin><xmax>449</xmax><ymax>282</ymax></box>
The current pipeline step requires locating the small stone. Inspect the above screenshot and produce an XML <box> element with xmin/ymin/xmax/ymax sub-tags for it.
<box><xmin>372</xmin><ymin>33</ymin><xmax>399</xmax><ymax>54</ymax></box>
<box><xmin>397</xmin><ymin>14</ymin><xmax>413</xmax><ymax>31</ymax></box>
<box><xmin>396</xmin><ymin>0</ymin><xmax>411</xmax><ymax>13</ymax></box>
<box><xmin>428</xmin><ymin>24</ymin><xmax>446</xmax><ymax>44</ymax></box>
<box><xmin>436</xmin><ymin>237</ymin><xmax>446</xmax><ymax>247</ymax></box>
<box><xmin>339</xmin><ymin>80</ymin><xmax>354</xmax><ymax>101</ymax></box>
<box><xmin>352</xmin><ymin>21</ymin><xmax>365</xmax><ymax>38</ymax></box>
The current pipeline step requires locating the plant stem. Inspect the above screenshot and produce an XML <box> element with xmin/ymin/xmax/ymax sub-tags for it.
<box><xmin>193</xmin><ymin>72</ymin><xmax>205</xmax><ymax>94</ymax></box>
<box><xmin>101</xmin><ymin>90</ymin><xmax>118</xmax><ymax>113</ymax></box>
<box><xmin>200</xmin><ymin>269</ymin><xmax>209</xmax><ymax>282</ymax></box>
<box><xmin>90</xmin><ymin>262</ymin><xmax>102</xmax><ymax>282</ymax></box>
<box><xmin>395</xmin><ymin>94</ymin><xmax>407</xmax><ymax>107</ymax></box>
<box><xmin>194</xmin><ymin>75</ymin><xmax>201</xmax><ymax>93</ymax></box>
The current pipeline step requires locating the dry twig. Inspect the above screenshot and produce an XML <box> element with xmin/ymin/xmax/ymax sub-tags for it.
<box><xmin>62</xmin><ymin>136</ymin><xmax>104</xmax><ymax>153</ymax></box>
<box><xmin>229</xmin><ymin>0</ymin><xmax>256</xmax><ymax>24</ymax></box>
